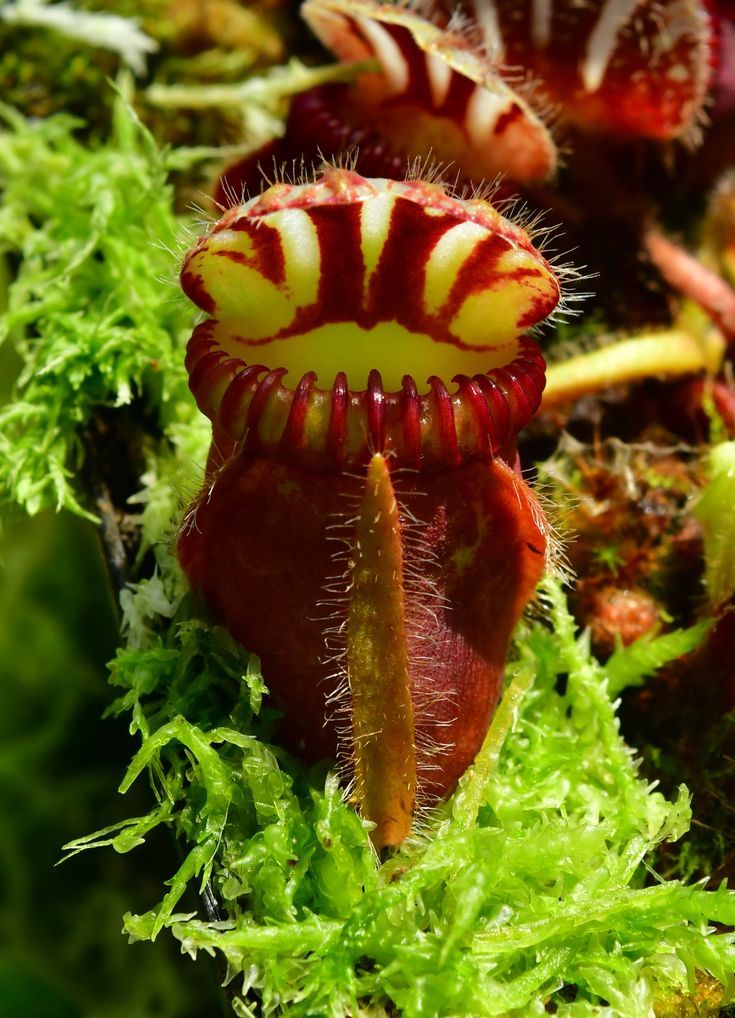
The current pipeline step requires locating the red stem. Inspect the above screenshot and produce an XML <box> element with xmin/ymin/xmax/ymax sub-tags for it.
<box><xmin>645</xmin><ymin>228</ymin><xmax>735</xmax><ymax>341</ymax></box>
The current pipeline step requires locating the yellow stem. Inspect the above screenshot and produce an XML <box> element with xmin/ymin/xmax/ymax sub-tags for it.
<box><xmin>146</xmin><ymin>58</ymin><xmax>380</xmax><ymax>110</ymax></box>
<box><xmin>542</xmin><ymin>326</ymin><xmax>725</xmax><ymax>409</ymax></box>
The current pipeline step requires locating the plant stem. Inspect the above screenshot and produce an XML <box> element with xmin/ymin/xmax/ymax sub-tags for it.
<box><xmin>451</xmin><ymin>663</ymin><xmax>535</xmax><ymax>829</ymax></box>
<box><xmin>542</xmin><ymin>326</ymin><xmax>725</xmax><ymax>408</ymax></box>
<box><xmin>645</xmin><ymin>228</ymin><xmax>735</xmax><ymax>340</ymax></box>
<box><xmin>146</xmin><ymin>58</ymin><xmax>379</xmax><ymax>111</ymax></box>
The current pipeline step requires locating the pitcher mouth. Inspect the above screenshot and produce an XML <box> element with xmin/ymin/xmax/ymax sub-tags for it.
<box><xmin>181</xmin><ymin>169</ymin><xmax>563</xmax><ymax>470</ymax></box>
<box><xmin>185</xmin><ymin>320</ymin><xmax>545</xmax><ymax>470</ymax></box>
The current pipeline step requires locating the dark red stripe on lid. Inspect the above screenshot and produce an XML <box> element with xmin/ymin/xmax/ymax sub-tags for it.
<box><xmin>381</xmin><ymin>22</ymin><xmax>433</xmax><ymax>107</ymax></box>
<box><xmin>309</xmin><ymin>203</ymin><xmax>366</xmax><ymax>323</ymax></box>
<box><xmin>437</xmin><ymin>65</ymin><xmax>476</xmax><ymax>121</ymax></box>
<box><xmin>367</xmin><ymin>198</ymin><xmax>456</xmax><ymax>328</ymax></box>
<box><xmin>493</xmin><ymin>101</ymin><xmax>525</xmax><ymax>137</ymax></box>
<box><xmin>180</xmin><ymin>269</ymin><xmax>216</xmax><ymax>316</ymax></box>
<box><xmin>280</xmin><ymin>371</ymin><xmax>317</xmax><ymax>451</ymax></box>
<box><xmin>327</xmin><ymin>371</ymin><xmax>349</xmax><ymax>466</ymax></box>
<box><xmin>401</xmin><ymin>374</ymin><xmax>421</xmax><ymax>467</ymax></box>
<box><xmin>367</xmin><ymin>369</ymin><xmax>386</xmax><ymax>452</ymax></box>
<box><xmin>442</xmin><ymin>233</ymin><xmax>510</xmax><ymax>322</ymax></box>
<box><xmin>225</xmin><ymin>221</ymin><xmax>285</xmax><ymax>285</ymax></box>
<box><xmin>517</xmin><ymin>287</ymin><xmax>560</xmax><ymax>329</ymax></box>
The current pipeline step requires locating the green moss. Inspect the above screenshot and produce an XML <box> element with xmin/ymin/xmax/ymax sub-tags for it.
<box><xmin>0</xmin><ymin>90</ymin><xmax>192</xmax><ymax>517</ymax></box>
<box><xmin>61</xmin><ymin>574</ymin><xmax>735</xmax><ymax>1018</ymax></box>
